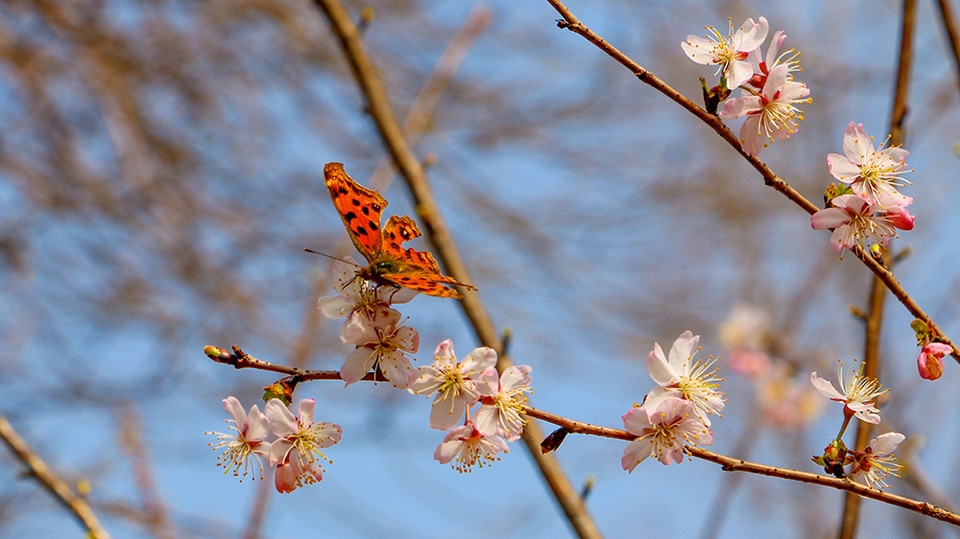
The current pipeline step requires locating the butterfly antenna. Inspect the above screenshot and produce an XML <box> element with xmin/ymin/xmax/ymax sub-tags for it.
<box><xmin>303</xmin><ymin>248</ymin><xmax>360</xmax><ymax>267</ymax></box>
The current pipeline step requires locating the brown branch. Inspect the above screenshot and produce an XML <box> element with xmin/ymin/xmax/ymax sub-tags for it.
<box><xmin>523</xmin><ymin>405</ymin><xmax>960</xmax><ymax>528</ymax></box>
<box><xmin>935</xmin><ymin>0</ymin><xmax>960</xmax><ymax>96</ymax></box>
<box><xmin>310</xmin><ymin>2</ymin><xmax>602</xmax><ymax>538</ymax></box>
<box><xmin>544</xmin><ymin>0</ymin><xmax>960</xmax><ymax>364</ymax></box>
<box><xmin>0</xmin><ymin>411</ymin><xmax>111</xmax><ymax>538</ymax></box>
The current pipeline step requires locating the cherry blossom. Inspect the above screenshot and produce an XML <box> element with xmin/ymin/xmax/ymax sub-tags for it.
<box><xmin>682</xmin><ymin>17</ymin><xmax>769</xmax><ymax>88</ymax></box>
<box><xmin>339</xmin><ymin>304</ymin><xmax>419</xmax><ymax>388</ymax></box>
<box><xmin>917</xmin><ymin>342</ymin><xmax>951</xmax><ymax>381</ymax></box>
<box><xmin>621</xmin><ymin>397</ymin><xmax>713</xmax><ymax>470</ymax></box>
<box><xmin>474</xmin><ymin>365</ymin><xmax>533</xmax><ymax>441</ymax></box>
<box><xmin>409</xmin><ymin>340</ymin><xmax>497</xmax><ymax>430</ymax></box>
<box><xmin>810</xmin><ymin>363</ymin><xmax>887</xmax><ymax>424</ymax></box>
<box><xmin>719</xmin><ymin>63</ymin><xmax>811</xmax><ymax>156</ymax></box>
<box><xmin>265</xmin><ymin>398</ymin><xmax>342</xmax><ymax>494</ymax></box>
<box><xmin>434</xmin><ymin>421</ymin><xmax>509</xmax><ymax>473</ymax></box>
<box><xmin>827</xmin><ymin>122</ymin><xmax>912</xmax><ymax>207</ymax></box>
<box><xmin>810</xmin><ymin>194</ymin><xmax>915</xmax><ymax>253</ymax></box>
<box><xmin>206</xmin><ymin>397</ymin><xmax>272</xmax><ymax>482</ymax></box>
<box><xmin>849</xmin><ymin>432</ymin><xmax>905</xmax><ymax>489</ymax></box>
<box><xmin>645</xmin><ymin>330</ymin><xmax>725</xmax><ymax>426</ymax></box>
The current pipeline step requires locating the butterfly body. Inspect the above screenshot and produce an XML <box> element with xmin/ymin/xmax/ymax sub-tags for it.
<box><xmin>324</xmin><ymin>162</ymin><xmax>476</xmax><ymax>299</ymax></box>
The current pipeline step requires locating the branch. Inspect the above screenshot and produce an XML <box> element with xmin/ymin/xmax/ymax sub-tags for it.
<box><xmin>0</xmin><ymin>411</ymin><xmax>111</xmax><ymax>538</ymax></box>
<box><xmin>523</xmin><ymin>405</ymin><xmax>960</xmax><ymax>528</ymax></box>
<box><xmin>544</xmin><ymin>0</ymin><xmax>960</xmax><ymax>363</ymax></box>
<box><xmin>309</xmin><ymin>2</ymin><xmax>602</xmax><ymax>537</ymax></box>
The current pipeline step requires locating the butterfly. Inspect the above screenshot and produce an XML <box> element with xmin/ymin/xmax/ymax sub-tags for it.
<box><xmin>324</xmin><ymin>162</ymin><xmax>477</xmax><ymax>299</ymax></box>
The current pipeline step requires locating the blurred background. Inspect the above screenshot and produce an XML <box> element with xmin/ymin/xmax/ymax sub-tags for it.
<box><xmin>1</xmin><ymin>0</ymin><xmax>959</xmax><ymax>537</ymax></box>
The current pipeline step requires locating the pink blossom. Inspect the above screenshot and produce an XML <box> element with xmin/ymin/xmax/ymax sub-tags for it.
<box><xmin>316</xmin><ymin>258</ymin><xmax>416</xmax><ymax>319</ymax></box>
<box><xmin>827</xmin><ymin>122</ymin><xmax>912</xmax><ymax>207</ymax></box>
<box><xmin>434</xmin><ymin>421</ymin><xmax>509</xmax><ymax>473</ymax></box>
<box><xmin>918</xmin><ymin>342</ymin><xmax>951</xmax><ymax>380</ymax></box>
<box><xmin>408</xmin><ymin>340</ymin><xmax>498</xmax><ymax>431</ymax></box>
<box><xmin>810</xmin><ymin>194</ymin><xmax>915</xmax><ymax>253</ymax></box>
<box><xmin>645</xmin><ymin>330</ymin><xmax>725</xmax><ymax>426</ymax></box>
<box><xmin>849</xmin><ymin>432</ymin><xmax>905</xmax><ymax>489</ymax></box>
<box><xmin>206</xmin><ymin>397</ymin><xmax>272</xmax><ymax>482</ymax></box>
<box><xmin>339</xmin><ymin>305</ymin><xmax>419</xmax><ymax>388</ymax></box>
<box><xmin>474</xmin><ymin>365</ymin><xmax>533</xmax><ymax>441</ymax></box>
<box><xmin>621</xmin><ymin>397</ymin><xmax>713</xmax><ymax>470</ymax></box>
<box><xmin>265</xmin><ymin>398</ymin><xmax>342</xmax><ymax>493</ymax></box>
<box><xmin>810</xmin><ymin>364</ymin><xmax>886</xmax><ymax>424</ymax></box>
<box><xmin>719</xmin><ymin>64</ymin><xmax>810</xmax><ymax>156</ymax></box>
<box><xmin>682</xmin><ymin>17</ymin><xmax>769</xmax><ymax>88</ymax></box>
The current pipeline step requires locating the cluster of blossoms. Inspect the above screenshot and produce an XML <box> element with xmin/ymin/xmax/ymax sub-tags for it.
<box><xmin>682</xmin><ymin>16</ymin><xmax>811</xmax><ymax>156</ymax></box>
<box><xmin>811</xmin><ymin>122</ymin><xmax>915</xmax><ymax>254</ymax></box>
<box><xmin>320</xmin><ymin>259</ymin><xmax>533</xmax><ymax>472</ymax></box>
<box><xmin>410</xmin><ymin>340</ymin><xmax>533</xmax><ymax>472</ymax></box>
<box><xmin>718</xmin><ymin>305</ymin><xmax>823</xmax><ymax>428</ymax></box>
<box><xmin>621</xmin><ymin>331</ymin><xmax>724</xmax><ymax>470</ymax></box>
<box><xmin>207</xmin><ymin>397</ymin><xmax>342</xmax><ymax>493</ymax></box>
<box><xmin>810</xmin><ymin>361</ymin><xmax>905</xmax><ymax>489</ymax></box>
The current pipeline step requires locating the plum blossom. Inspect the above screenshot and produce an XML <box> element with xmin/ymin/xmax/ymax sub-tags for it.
<box><xmin>682</xmin><ymin>17</ymin><xmax>769</xmax><ymax>88</ymax></box>
<box><xmin>719</xmin><ymin>63</ymin><xmax>811</xmax><ymax>156</ymax></box>
<box><xmin>474</xmin><ymin>365</ymin><xmax>533</xmax><ymax>441</ymax></box>
<box><xmin>748</xmin><ymin>29</ymin><xmax>800</xmax><ymax>84</ymax></box>
<box><xmin>339</xmin><ymin>304</ymin><xmax>419</xmax><ymax>388</ymax></box>
<box><xmin>849</xmin><ymin>432</ymin><xmax>905</xmax><ymax>489</ymax></box>
<box><xmin>918</xmin><ymin>342</ymin><xmax>951</xmax><ymax>381</ymax></box>
<box><xmin>434</xmin><ymin>421</ymin><xmax>509</xmax><ymax>473</ymax></box>
<box><xmin>621</xmin><ymin>397</ymin><xmax>713</xmax><ymax>470</ymax></box>
<box><xmin>827</xmin><ymin>122</ymin><xmax>912</xmax><ymax>207</ymax></box>
<box><xmin>265</xmin><ymin>398</ymin><xmax>342</xmax><ymax>494</ymax></box>
<box><xmin>409</xmin><ymin>340</ymin><xmax>498</xmax><ymax>431</ymax></box>
<box><xmin>645</xmin><ymin>330</ymin><xmax>725</xmax><ymax>426</ymax></box>
<box><xmin>810</xmin><ymin>194</ymin><xmax>915</xmax><ymax>253</ymax></box>
<box><xmin>206</xmin><ymin>397</ymin><xmax>272</xmax><ymax>482</ymax></box>
<box><xmin>810</xmin><ymin>362</ymin><xmax>887</xmax><ymax>424</ymax></box>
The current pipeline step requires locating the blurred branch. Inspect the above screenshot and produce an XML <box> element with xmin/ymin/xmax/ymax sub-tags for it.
<box><xmin>523</xmin><ymin>405</ymin><xmax>960</xmax><ymax>528</ymax></box>
<box><xmin>934</xmin><ymin>0</ymin><xmax>960</xmax><ymax>96</ymax></box>
<box><xmin>117</xmin><ymin>403</ymin><xmax>176</xmax><ymax>539</ymax></box>
<box><xmin>310</xmin><ymin>1</ymin><xmax>602</xmax><ymax>538</ymax></box>
<box><xmin>842</xmin><ymin>1</ymin><xmax>917</xmax><ymax>536</ymax></box>
<box><xmin>545</xmin><ymin>0</ymin><xmax>960</xmax><ymax>364</ymax></box>
<box><xmin>0</xmin><ymin>411</ymin><xmax>110</xmax><ymax>538</ymax></box>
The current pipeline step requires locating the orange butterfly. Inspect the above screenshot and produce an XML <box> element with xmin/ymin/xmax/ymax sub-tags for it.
<box><xmin>324</xmin><ymin>162</ymin><xmax>477</xmax><ymax>299</ymax></box>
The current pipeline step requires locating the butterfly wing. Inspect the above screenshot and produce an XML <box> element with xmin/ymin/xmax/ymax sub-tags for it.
<box><xmin>378</xmin><ymin>215</ymin><xmax>477</xmax><ymax>298</ymax></box>
<box><xmin>324</xmin><ymin>162</ymin><xmax>386</xmax><ymax>263</ymax></box>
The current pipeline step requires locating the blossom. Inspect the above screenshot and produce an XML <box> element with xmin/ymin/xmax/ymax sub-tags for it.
<box><xmin>756</xmin><ymin>365</ymin><xmax>823</xmax><ymax>428</ymax></box>
<box><xmin>810</xmin><ymin>194</ymin><xmax>915</xmax><ymax>253</ymax></box>
<box><xmin>827</xmin><ymin>122</ymin><xmax>912</xmax><ymax>207</ymax></box>
<box><xmin>645</xmin><ymin>330</ymin><xmax>725</xmax><ymax>426</ymax></box>
<box><xmin>719</xmin><ymin>63</ymin><xmax>810</xmax><ymax>156</ymax></box>
<box><xmin>339</xmin><ymin>304</ymin><xmax>419</xmax><ymax>388</ymax></box>
<box><xmin>718</xmin><ymin>304</ymin><xmax>773</xmax><ymax>379</ymax></box>
<box><xmin>317</xmin><ymin>258</ymin><xmax>415</xmax><ymax>319</ymax></box>
<box><xmin>265</xmin><ymin>398</ymin><xmax>342</xmax><ymax>494</ymax></box>
<box><xmin>849</xmin><ymin>432</ymin><xmax>905</xmax><ymax>489</ymax></box>
<box><xmin>748</xmin><ymin>29</ymin><xmax>800</xmax><ymax>84</ymax></box>
<box><xmin>621</xmin><ymin>397</ymin><xmax>713</xmax><ymax>470</ymax></box>
<box><xmin>810</xmin><ymin>363</ymin><xmax>887</xmax><ymax>424</ymax></box>
<box><xmin>474</xmin><ymin>365</ymin><xmax>533</xmax><ymax>441</ymax></box>
<box><xmin>409</xmin><ymin>340</ymin><xmax>497</xmax><ymax>431</ymax></box>
<box><xmin>434</xmin><ymin>421</ymin><xmax>509</xmax><ymax>473</ymax></box>
<box><xmin>682</xmin><ymin>17</ymin><xmax>769</xmax><ymax>88</ymax></box>
<box><xmin>206</xmin><ymin>397</ymin><xmax>272</xmax><ymax>481</ymax></box>
<box><xmin>918</xmin><ymin>342</ymin><xmax>951</xmax><ymax>380</ymax></box>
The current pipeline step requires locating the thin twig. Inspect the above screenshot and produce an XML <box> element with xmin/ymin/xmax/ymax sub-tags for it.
<box><xmin>544</xmin><ymin>0</ymin><xmax>960</xmax><ymax>363</ymax></box>
<box><xmin>311</xmin><ymin>2</ymin><xmax>602</xmax><ymax>538</ymax></box>
<box><xmin>935</xmin><ymin>0</ymin><xmax>960</xmax><ymax>96</ymax></box>
<box><xmin>523</xmin><ymin>405</ymin><xmax>960</xmax><ymax>528</ymax></box>
<box><xmin>0</xmin><ymin>411</ymin><xmax>111</xmax><ymax>538</ymax></box>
